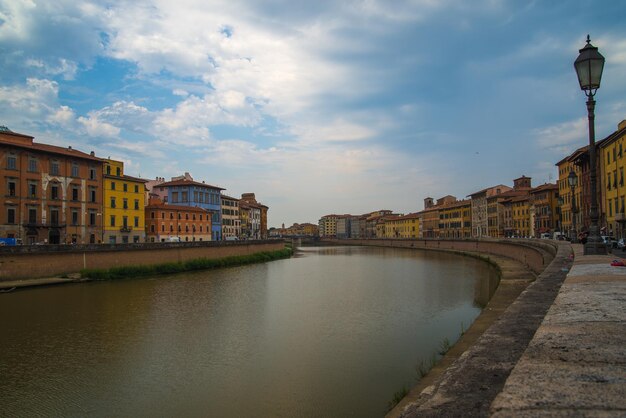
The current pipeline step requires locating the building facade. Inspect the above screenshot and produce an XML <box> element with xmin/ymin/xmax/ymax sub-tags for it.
<box><xmin>156</xmin><ymin>175</ymin><xmax>224</xmax><ymax>241</ymax></box>
<box><xmin>599</xmin><ymin>120</ymin><xmax>626</xmax><ymax>239</ymax></box>
<box><xmin>0</xmin><ymin>128</ymin><xmax>103</xmax><ymax>245</ymax></box>
<box><xmin>102</xmin><ymin>159</ymin><xmax>147</xmax><ymax>244</ymax></box>
<box><xmin>145</xmin><ymin>197</ymin><xmax>212</xmax><ymax>242</ymax></box>
<box><xmin>221</xmin><ymin>195</ymin><xmax>241</xmax><ymax>239</ymax></box>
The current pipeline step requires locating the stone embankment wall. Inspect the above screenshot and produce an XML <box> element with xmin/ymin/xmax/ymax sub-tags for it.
<box><xmin>327</xmin><ymin>238</ymin><xmax>556</xmax><ymax>275</ymax></box>
<box><xmin>0</xmin><ymin>240</ymin><xmax>285</xmax><ymax>281</ymax></box>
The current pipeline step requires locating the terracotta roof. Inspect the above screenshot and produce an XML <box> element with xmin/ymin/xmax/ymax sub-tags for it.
<box><xmin>0</xmin><ymin>134</ymin><xmax>103</xmax><ymax>162</ymax></box>
<box><xmin>531</xmin><ymin>183</ymin><xmax>558</xmax><ymax>193</ymax></box>
<box><xmin>158</xmin><ymin>179</ymin><xmax>225</xmax><ymax>190</ymax></box>
<box><xmin>468</xmin><ymin>184</ymin><xmax>511</xmax><ymax>197</ymax></box>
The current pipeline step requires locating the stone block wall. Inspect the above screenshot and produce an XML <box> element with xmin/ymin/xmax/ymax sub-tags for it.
<box><xmin>0</xmin><ymin>240</ymin><xmax>285</xmax><ymax>281</ymax></box>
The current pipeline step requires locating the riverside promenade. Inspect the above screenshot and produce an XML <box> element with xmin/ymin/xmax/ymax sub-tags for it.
<box><xmin>397</xmin><ymin>242</ymin><xmax>626</xmax><ymax>417</ymax></box>
<box><xmin>490</xmin><ymin>244</ymin><xmax>626</xmax><ymax>416</ymax></box>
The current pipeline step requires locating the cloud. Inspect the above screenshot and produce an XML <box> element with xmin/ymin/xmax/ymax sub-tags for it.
<box><xmin>0</xmin><ymin>78</ymin><xmax>63</xmax><ymax>124</ymax></box>
<box><xmin>534</xmin><ymin>118</ymin><xmax>587</xmax><ymax>154</ymax></box>
<box><xmin>78</xmin><ymin>114</ymin><xmax>121</xmax><ymax>137</ymax></box>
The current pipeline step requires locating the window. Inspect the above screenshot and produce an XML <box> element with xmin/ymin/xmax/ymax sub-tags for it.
<box><xmin>28</xmin><ymin>208</ymin><xmax>37</xmax><ymax>224</ymax></box>
<box><xmin>134</xmin><ymin>199</ymin><xmax>139</xmax><ymax>210</ymax></box>
<box><xmin>111</xmin><ymin>197</ymin><xmax>116</xmax><ymax>208</ymax></box>
<box><xmin>106</xmin><ymin>165</ymin><xmax>111</xmax><ymax>175</ymax></box>
<box><xmin>72</xmin><ymin>186</ymin><xmax>79</xmax><ymax>201</ymax></box>
<box><xmin>7</xmin><ymin>155</ymin><xmax>16</xmax><ymax>170</ymax></box>
<box><xmin>178</xmin><ymin>213</ymin><xmax>181</xmax><ymax>220</ymax></box>
<box><xmin>172</xmin><ymin>192</ymin><xmax>178</xmax><ymax>203</ymax></box>
<box><xmin>161</xmin><ymin>224</ymin><xmax>165</xmax><ymax>232</ymax></box>
<box><xmin>71</xmin><ymin>210</ymin><xmax>79</xmax><ymax>226</ymax></box>
<box><xmin>123</xmin><ymin>183</ymin><xmax>127</xmax><ymax>192</ymax></box>
<box><xmin>90</xmin><ymin>188</ymin><xmax>97</xmax><ymax>203</ymax></box>
<box><xmin>8</xmin><ymin>180</ymin><xmax>16</xmax><ymax>197</ymax></box>
<box><xmin>134</xmin><ymin>185</ymin><xmax>139</xmax><ymax>193</ymax></box>
<box><xmin>89</xmin><ymin>167</ymin><xmax>97</xmax><ymax>180</ymax></box>
<box><xmin>185</xmin><ymin>213</ymin><xmax>189</xmax><ymax>220</ymax></box>
<box><xmin>170</xmin><ymin>212</ymin><xmax>173</xmax><ymax>219</ymax></box>
<box><xmin>71</xmin><ymin>164</ymin><xmax>79</xmax><ymax>177</ymax></box>
<box><xmin>7</xmin><ymin>207</ymin><xmax>16</xmax><ymax>224</ymax></box>
<box><xmin>151</xmin><ymin>225</ymin><xmax>155</xmax><ymax>233</ymax></box>
<box><xmin>182</xmin><ymin>191</ymin><xmax>188</xmax><ymax>202</ymax></box>
<box><xmin>89</xmin><ymin>211</ymin><xmax>96</xmax><ymax>226</ymax></box>
<box><xmin>50</xmin><ymin>208</ymin><xmax>59</xmax><ymax>226</ymax></box>
<box><xmin>116</xmin><ymin>167</ymin><xmax>121</xmax><ymax>176</ymax></box>
<box><xmin>50</xmin><ymin>161</ymin><xmax>59</xmax><ymax>175</ymax></box>
<box><xmin>29</xmin><ymin>182</ymin><xmax>37</xmax><ymax>198</ymax></box>
<box><xmin>123</xmin><ymin>198</ymin><xmax>128</xmax><ymax>209</ymax></box>
<box><xmin>28</xmin><ymin>158</ymin><xmax>37</xmax><ymax>172</ymax></box>
<box><xmin>170</xmin><ymin>225</ymin><xmax>173</xmax><ymax>232</ymax></box>
<box><xmin>111</xmin><ymin>182</ymin><xmax>116</xmax><ymax>191</ymax></box>
<box><xmin>122</xmin><ymin>216</ymin><xmax>128</xmax><ymax>227</ymax></box>
<box><xmin>51</xmin><ymin>184</ymin><xmax>59</xmax><ymax>200</ymax></box>
<box><xmin>110</xmin><ymin>215</ymin><xmax>116</xmax><ymax>226</ymax></box>
<box><xmin>134</xmin><ymin>216</ymin><xmax>139</xmax><ymax>227</ymax></box>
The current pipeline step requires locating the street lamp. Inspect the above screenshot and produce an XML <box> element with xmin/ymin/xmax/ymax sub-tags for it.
<box><xmin>574</xmin><ymin>35</ymin><xmax>607</xmax><ymax>254</ymax></box>
<box><xmin>568</xmin><ymin>170</ymin><xmax>578</xmax><ymax>243</ymax></box>
<box><xmin>557</xmin><ymin>196</ymin><xmax>564</xmax><ymax>236</ymax></box>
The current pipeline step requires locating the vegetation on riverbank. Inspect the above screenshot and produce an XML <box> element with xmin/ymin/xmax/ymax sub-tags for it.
<box><xmin>80</xmin><ymin>248</ymin><xmax>293</xmax><ymax>280</ymax></box>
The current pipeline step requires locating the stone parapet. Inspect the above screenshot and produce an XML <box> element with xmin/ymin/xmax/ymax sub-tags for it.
<box><xmin>0</xmin><ymin>240</ymin><xmax>285</xmax><ymax>281</ymax></box>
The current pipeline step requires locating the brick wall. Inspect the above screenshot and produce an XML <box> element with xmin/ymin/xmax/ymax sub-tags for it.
<box><xmin>0</xmin><ymin>240</ymin><xmax>285</xmax><ymax>281</ymax></box>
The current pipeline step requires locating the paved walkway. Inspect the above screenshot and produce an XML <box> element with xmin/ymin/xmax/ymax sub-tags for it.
<box><xmin>490</xmin><ymin>244</ymin><xmax>626</xmax><ymax>416</ymax></box>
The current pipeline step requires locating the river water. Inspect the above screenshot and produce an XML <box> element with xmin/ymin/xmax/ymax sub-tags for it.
<box><xmin>0</xmin><ymin>246</ymin><xmax>498</xmax><ymax>417</ymax></box>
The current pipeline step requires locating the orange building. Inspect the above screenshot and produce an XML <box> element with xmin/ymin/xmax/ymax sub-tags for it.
<box><xmin>145</xmin><ymin>197</ymin><xmax>212</xmax><ymax>242</ymax></box>
<box><xmin>0</xmin><ymin>127</ymin><xmax>103</xmax><ymax>245</ymax></box>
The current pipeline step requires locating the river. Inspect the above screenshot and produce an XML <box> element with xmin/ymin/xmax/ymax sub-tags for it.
<box><xmin>0</xmin><ymin>245</ymin><xmax>498</xmax><ymax>417</ymax></box>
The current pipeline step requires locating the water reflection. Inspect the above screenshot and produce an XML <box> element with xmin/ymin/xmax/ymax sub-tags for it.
<box><xmin>0</xmin><ymin>246</ymin><xmax>497</xmax><ymax>417</ymax></box>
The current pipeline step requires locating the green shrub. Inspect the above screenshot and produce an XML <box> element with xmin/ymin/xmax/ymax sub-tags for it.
<box><xmin>80</xmin><ymin>247</ymin><xmax>293</xmax><ymax>281</ymax></box>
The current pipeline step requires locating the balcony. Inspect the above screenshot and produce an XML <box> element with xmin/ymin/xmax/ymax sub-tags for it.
<box><xmin>120</xmin><ymin>226</ymin><xmax>133</xmax><ymax>233</ymax></box>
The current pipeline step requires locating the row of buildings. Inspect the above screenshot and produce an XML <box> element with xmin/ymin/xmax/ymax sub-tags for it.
<box><xmin>319</xmin><ymin>118</ymin><xmax>626</xmax><ymax>241</ymax></box>
<box><xmin>319</xmin><ymin>175</ymin><xmax>559</xmax><ymax>241</ymax></box>
<box><xmin>0</xmin><ymin>127</ymin><xmax>268</xmax><ymax>245</ymax></box>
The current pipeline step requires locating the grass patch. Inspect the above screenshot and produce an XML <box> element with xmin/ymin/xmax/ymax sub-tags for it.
<box><xmin>387</xmin><ymin>385</ymin><xmax>410</xmax><ymax>412</ymax></box>
<box><xmin>81</xmin><ymin>247</ymin><xmax>293</xmax><ymax>280</ymax></box>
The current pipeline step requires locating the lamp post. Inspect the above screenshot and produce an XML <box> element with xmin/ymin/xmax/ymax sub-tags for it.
<box><xmin>557</xmin><ymin>196</ymin><xmax>564</xmax><ymax>236</ymax></box>
<box><xmin>574</xmin><ymin>35</ymin><xmax>607</xmax><ymax>254</ymax></box>
<box><xmin>569</xmin><ymin>170</ymin><xmax>579</xmax><ymax>243</ymax></box>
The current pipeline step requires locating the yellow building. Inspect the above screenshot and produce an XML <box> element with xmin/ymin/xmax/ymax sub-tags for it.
<box><xmin>319</xmin><ymin>214</ymin><xmax>338</xmax><ymax>237</ymax></box>
<box><xmin>384</xmin><ymin>213</ymin><xmax>420</xmax><ymax>238</ymax></box>
<box><xmin>438</xmin><ymin>199</ymin><xmax>471</xmax><ymax>239</ymax></box>
<box><xmin>509</xmin><ymin>196</ymin><xmax>531</xmax><ymax>237</ymax></box>
<box><xmin>599</xmin><ymin>120</ymin><xmax>626</xmax><ymax>239</ymax></box>
<box><xmin>556</xmin><ymin>149</ymin><xmax>585</xmax><ymax>240</ymax></box>
<box><xmin>102</xmin><ymin>159</ymin><xmax>147</xmax><ymax>243</ymax></box>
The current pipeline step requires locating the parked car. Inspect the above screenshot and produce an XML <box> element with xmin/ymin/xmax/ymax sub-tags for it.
<box><xmin>618</xmin><ymin>238</ymin><xmax>625</xmax><ymax>250</ymax></box>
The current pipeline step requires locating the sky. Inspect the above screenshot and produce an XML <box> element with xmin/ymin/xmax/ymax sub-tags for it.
<box><xmin>1</xmin><ymin>1</ymin><xmax>626</xmax><ymax>227</ymax></box>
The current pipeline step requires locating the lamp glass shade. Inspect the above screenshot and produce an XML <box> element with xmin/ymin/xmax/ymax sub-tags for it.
<box><xmin>574</xmin><ymin>39</ymin><xmax>605</xmax><ymax>91</ymax></box>
<box><xmin>568</xmin><ymin>171</ymin><xmax>578</xmax><ymax>187</ymax></box>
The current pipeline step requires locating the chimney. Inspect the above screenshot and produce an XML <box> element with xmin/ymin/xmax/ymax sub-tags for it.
<box><xmin>90</xmin><ymin>151</ymin><xmax>95</xmax><ymax>156</ymax></box>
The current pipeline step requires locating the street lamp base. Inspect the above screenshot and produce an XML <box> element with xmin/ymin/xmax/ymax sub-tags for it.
<box><xmin>584</xmin><ymin>241</ymin><xmax>607</xmax><ymax>255</ymax></box>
